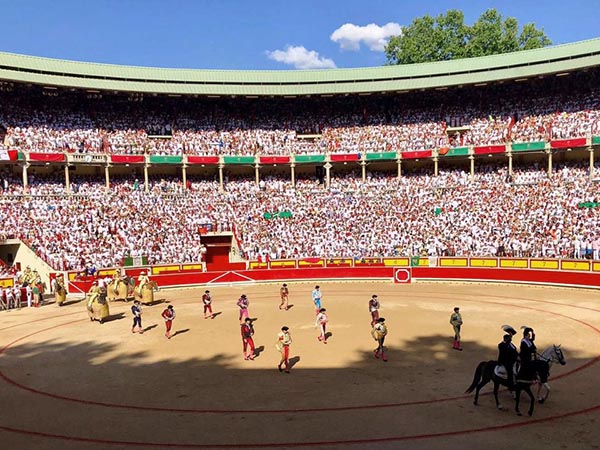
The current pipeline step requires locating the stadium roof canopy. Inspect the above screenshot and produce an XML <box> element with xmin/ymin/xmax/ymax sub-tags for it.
<box><xmin>0</xmin><ymin>38</ymin><xmax>600</xmax><ymax>97</ymax></box>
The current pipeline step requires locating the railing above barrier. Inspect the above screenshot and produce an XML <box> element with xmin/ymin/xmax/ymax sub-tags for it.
<box><xmin>248</xmin><ymin>256</ymin><xmax>600</xmax><ymax>272</ymax></box>
<box><xmin>248</xmin><ymin>256</ymin><xmax>599</xmax><ymax>272</ymax></box>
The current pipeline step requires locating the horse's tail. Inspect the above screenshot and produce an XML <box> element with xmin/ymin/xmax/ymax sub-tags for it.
<box><xmin>465</xmin><ymin>361</ymin><xmax>489</xmax><ymax>394</ymax></box>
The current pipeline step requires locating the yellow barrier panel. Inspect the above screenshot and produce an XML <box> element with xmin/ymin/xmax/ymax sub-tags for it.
<box><xmin>249</xmin><ymin>262</ymin><xmax>268</xmax><ymax>270</ymax></box>
<box><xmin>97</xmin><ymin>269</ymin><xmax>116</xmax><ymax>276</ymax></box>
<box><xmin>298</xmin><ymin>259</ymin><xmax>325</xmax><ymax>267</ymax></box>
<box><xmin>440</xmin><ymin>258</ymin><xmax>468</xmax><ymax>267</ymax></box>
<box><xmin>0</xmin><ymin>278</ymin><xmax>14</xmax><ymax>288</ymax></box>
<box><xmin>270</xmin><ymin>260</ymin><xmax>296</xmax><ymax>268</ymax></box>
<box><xmin>469</xmin><ymin>258</ymin><xmax>498</xmax><ymax>267</ymax></box>
<box><xmin>355</xmin><ymin>258</ymin><xmax>383</xmax><ymax>266</ymax></box>
<box><xmin>499</xmin><ymin>259</ymin><xmax>528</xmax><ymax>268</ymax></box>
<box><xmin>561</xmin><ymin>260</ymin><xmax>591</xmax><ymax>271</ymax></box>
<box><xmin>383</xmin><ymin>258</ymin><xmax>410</xmax><ymax>267</ymax></box>
<box><xmin>68</xmin><ymin>272</ymin><xmax>77</xmax><ymax>281</ymax></box>
<box><xmin>530</xmin><ymin>260</ymin><xmax>559</xmax><ymax>270</ymax></box>
<box><xmin>327</xmin><ymin>258</ymin><xmax>353</xmax><ymax>266</ymax></box>
<box><xmin>182</xmin><ymin>264</ymin><xmax>204</xmax><ymax>271</ymax></box>
<box><xmin>417</xmin><ymin>258</ymin><xmax>430</xmax><ymax>267</ymax></box>
<box><xmin>152</xmin><ymin>265</ymin><xmax>180</xmax><ymax>274</ymax></box>
<box><xmin>593</xmin><ymin>262</ymin><xmax>600</xmax><ymax>272</ymax></box>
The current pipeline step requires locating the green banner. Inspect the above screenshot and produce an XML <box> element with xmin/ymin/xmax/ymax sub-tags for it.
<box><xmin>149</xmin><ymin>155</ymin><xmax>183</xmax><ymax>164</ymax></box>
<box><xmin>410</xmin><ymin>256</ymin><xmax>420</xmax><ymax>267</ymax></box>
<box><xmin>443</xmin><ymin>147</ymin><xmax>469</xmax><ymax>157</ymax></box>
<box><xmin>123</xmin><ymin>256</ymin><xmax>148</xmax><ymax>267</ymax></box>
<box><xmin>365</xmin><ymin>151</ymin><xmax>397</xmax><ymax>161</ymax></box>
<box><xmin>511</xmin><ymin>141</ymin><xmax>546</xmax><ymax>152</ymax></box>
<box><xmin>592</xmin><ymin>136</ymin><xmax>600</xmax><ymax>146</ymax></box>
<box><xmin>294</xmin><ymin>155</ymin><xmax>325</xmax><ymax>163</ymax></box>
<box><xmin>578</xmin><ymin>202</ymin><xmax>600</xmax><ymax>209</ymax></box>
<box><xmin>223</xmin><ymin>156</ymin><xmax>256</xmax><ymax>164</ymax></box>
<box><xmin>263</xmin><ymin>211</ymin><xmax>293</xmax><ymax>219</ymax></box>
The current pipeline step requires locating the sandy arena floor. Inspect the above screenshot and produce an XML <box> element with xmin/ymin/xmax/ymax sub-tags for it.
<box><xmin>1</xmin><ymin>280</ymin><xmax>600</xmax><ymax>450</ymax></box>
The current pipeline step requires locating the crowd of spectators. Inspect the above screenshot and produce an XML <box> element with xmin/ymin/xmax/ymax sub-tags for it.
<box><xmin>0</xmin><ymin>158</ymin><xmax>599</xmax><ymax>270</ymax></box>
<box><xmin>1</xmin><ymin>70</ymin><xmax>600</xmax><ymax>270</ymax></box>
<box><xmin>2</xmin><ymin>69</ymin><xmax>600</xmax><ymax>157</ymax></box>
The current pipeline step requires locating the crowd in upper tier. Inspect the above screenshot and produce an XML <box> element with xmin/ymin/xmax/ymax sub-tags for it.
<box><xmin>2</xmin><ymin>68</ymin><xmax>600</xmax><ymax>156</ymax></box>
<box><xmin>0</xmin><ymin>157</ymin><xmax>599</xmax><ymax>270</ymax></box>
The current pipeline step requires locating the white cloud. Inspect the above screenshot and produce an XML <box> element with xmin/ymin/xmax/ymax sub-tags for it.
<box><xmin>266</xmin><ymin>45</ymin><xmax>336</xmax><ymax>70</ymax></box>
<box><xmin>330</xmin><ymin>22</ymin><xmax>402</xmax><ymax>52</ymax></box>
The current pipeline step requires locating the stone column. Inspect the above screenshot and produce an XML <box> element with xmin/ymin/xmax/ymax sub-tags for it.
<box><xmin>361</xmin><ymin>160</ymin><xmax>367</xmax><ymax>181</ymax></box>
<box><xmin>64</xmin><ymin>165</ymin><xmax>71</xmax><ymax>195</ymax></box>
<box><xmin>22</xmin><ymin>163</ymin><xmax>29</xmax><ymax>191</ymax></box>
<box><xmin>433</xmin><ymin>156</ymin><xmax>439</xmax><ymax>177</ymax></box>
<box><xmin>469</xmin><ymin>155</ymin><xmax>474</xmax><ymax>182</ymax></box>
<box><xmin>589</xmin><ymin>146</ymin><xmax>595</xmax><ymax>181</ymax></box>
<box><xmin>546</xmin><ymin>149</ymin><xmax>553</xmax><ymax>177</ymax></box>
<box><xmin>397</xmin><ymin>159</ymin><xmax>402</xmax><ymax>180</ymax></box>
<box><xmin>324</xmin><ymin>162</ymin><xmax>332</xmax><ymax>189</ymax></box>
<box><xmin>218</xmin><ymin>163</ymin><xmax>224</xmax><ymax>192</ymax></box>
<box><xmin>105</xmin><ymin>164</ymin><xmax>110</xmax><ymax>190</ymax></box>
<box><xmin>144</xmin><ymin>164</ymin><xmax>149</xmax><ymax>192</ymax></box>
<box><xmin>290</xmin><ymin>162</ymin><xmax>296</xmax><ymax>188</ymax></box>
<box><xmin>182</xmin><ymin>164</ymin><xmax>187</xmax><ymax>190</ymax></box>
<box><xmin>255</xmin><ymin>163</ymin><xmax>260</xmax><ymax>186</ymax></box>
<box><xmin>508</xmin><ymin>152</ymin><xmax>513</xmax><ymax>177</ymax></box>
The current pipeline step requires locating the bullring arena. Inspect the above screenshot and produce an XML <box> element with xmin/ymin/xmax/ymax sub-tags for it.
<box><xmin>1</xmin><ymin>278</ymin><xmax>600</xmax><ymax>449</ymax></box>
<box><xmin>3</xmin><ymin>38</ymin><xmax>600</xmax><ymax>449</ymax></box>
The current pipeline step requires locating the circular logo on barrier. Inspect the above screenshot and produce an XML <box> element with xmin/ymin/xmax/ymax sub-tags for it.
<box><xmin>84</xmin><ymin>154</ymin><xmax>93</xmax><ymax>163</ymax></box>
<box><xmin>394</xmin><ymin>268</ymin><xmax>411</xmax><ymax>283</ymax></box>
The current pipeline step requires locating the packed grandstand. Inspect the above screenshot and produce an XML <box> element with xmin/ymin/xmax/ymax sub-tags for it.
<box><xmin>0</xmin><ymin>40</ymin><xmax>600</xmax><ymax>274</ymax></box>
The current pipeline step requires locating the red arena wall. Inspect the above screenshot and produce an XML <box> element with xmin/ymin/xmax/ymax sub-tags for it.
<box><xmin>55</xmin><ymin>256</ymin><xmax>600</xmax><ymax>294</ymax></box>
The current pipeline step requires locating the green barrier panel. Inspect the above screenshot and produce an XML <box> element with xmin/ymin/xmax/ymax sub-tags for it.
<box><xmin>295</xmin><ymin>155</ymin><xmax>326</xmax><ymax>163</ymax></box>
<box><xmin>511</xmin><ymin>141</ymin><xmax>546</xmax><ymax>152</ymax></box>
<box><xmin>149</xmin><ymin>155</ymin><xmax>183</xmax><ymax>164</ymax></box>
<box><xmin>365</xmin><ymin>151</ymin><xmax>397</xmax><ymax>161</ymax></box>
<box><xmin>223</xmin><ymin>156</ymin><xmax>256</xmax><ymax>164</ymax></box>
<box><xmin>443</xmin><ymin>147</ymin><xmax>469</xmax><ymax>157</ymax></box>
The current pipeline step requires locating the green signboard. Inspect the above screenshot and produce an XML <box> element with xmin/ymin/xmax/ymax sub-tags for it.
<box><xmin>294</xmin><ymin>155</ymin><xmax>326</xmax><ymax>163</ymax></box>
<box><xmin>223</xmin><ymin>156</ymin><xmax>256</xmax><ymax>164</ymax></box>
<box><xmin>365</xmin><ymin>151</ymin><xmax>397</xmax><ymax>161</ymax></box>
<box><xmin>149</xmin><ymin>155</ymin><xmax>183</xmax><ymax>164</ymax></box>
<box><xmin>511</xmin><ymin>142</ymin><xmax>546</xmax><ymax>152</ymax></box>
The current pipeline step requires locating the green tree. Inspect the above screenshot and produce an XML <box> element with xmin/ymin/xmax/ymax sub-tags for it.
<box><xmin>385</xmin><ymin>9</ymin><xmax>551</xmax><ymax>65</ymax></box>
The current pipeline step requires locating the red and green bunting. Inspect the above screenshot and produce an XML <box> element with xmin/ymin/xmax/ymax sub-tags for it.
<box><xmin>402</xmin><ymin>150</ymin><xmax>432</xmax><ymax>160</ymax></box>
<box><xmin>330</xmin><ymin>153</ymin><xmax>360</xmax><ymax>162</ymax></box>
<box><xmin>0</xmin><ymin>149</ymin><xmax>18</xmax><ymax>161</ymax></box>
<box><xmin>187</xmin><ymin>156</ymin><xmax>219</xmax><ymax>165</ymax></box>
<box><xmin>551</xmin><ymin>138</ymin><xmax>587</xmax><ymax>149</ymax></box>
<box><xmin>28</xmin><ymin>152</ymin><xmax>66</xmax><ymax>162</ymax></box>
<box><xmin>259</xmin><ymin>156</ymin><xmax>290</xmax><ymax>164</ymax></box>
<box><xmin>473</xmin><ymin>145</ymin><xmax>505</xmax><ymax>155</ymax></box>
<box><xmin>110</xmin><ymin>155</ymin><xmax>145</xmax><ymax>164</ymax></box>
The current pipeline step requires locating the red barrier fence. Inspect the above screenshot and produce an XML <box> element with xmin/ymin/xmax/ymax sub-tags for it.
<box><xmin>64</xmin><ymin>264</ymin><xmax>600</xmax><ymax>295</ymax></box>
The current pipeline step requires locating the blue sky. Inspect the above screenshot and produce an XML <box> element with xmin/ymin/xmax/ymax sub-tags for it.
<box><xmin>0</xmin><ymin>0</ymin><xmax>598</xmax><ymax>70</ymax></box>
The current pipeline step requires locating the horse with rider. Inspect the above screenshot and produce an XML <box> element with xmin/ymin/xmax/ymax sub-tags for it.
<box><xmin>106</xmin><ymin>268</ymin><xmax>158</xmax><ymax>304</ymax></box>
<box><xmin>465</xmin><ymin>325</ymin><xmax>566</xmax><ymax>416</ymax></box>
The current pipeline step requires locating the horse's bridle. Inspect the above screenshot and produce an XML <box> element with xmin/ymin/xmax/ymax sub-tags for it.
<box><xmin>537</xmin><ymin>346</ymin><xmax>564</xmax><ymax>367</ymax></box>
